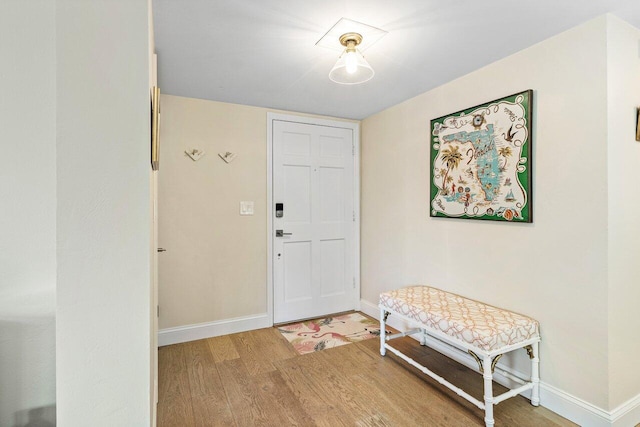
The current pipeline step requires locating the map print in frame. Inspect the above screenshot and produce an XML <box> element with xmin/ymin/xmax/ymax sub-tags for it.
<box><xmin>430</xmin><ymin>90</ymin><xmax>533</xmax><ymax>222</ymax></box>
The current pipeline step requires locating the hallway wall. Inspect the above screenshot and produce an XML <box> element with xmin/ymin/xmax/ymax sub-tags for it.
<box><xmin>361</xmin><ymin>16</ymin><xmax>610</xmax><ymax>412</ymax></box>
<box><xmin>157</xmin><ymin>95</ymin><xmax>357</xmax><ymax>337</ymax></box>
<box><xmin>56</xmin><ymin>0</ymin><xmax>153</xmax><ymax>424</ymax></box>
<box><xmin>0</xmin><ymin>1</ymin><xmax>57</xmax><ymax>426</ymax></box>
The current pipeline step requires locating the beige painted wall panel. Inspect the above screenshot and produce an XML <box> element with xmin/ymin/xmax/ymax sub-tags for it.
<box><xmin>606</xmin><ymin>15</ymin><xmax>640</xmax><ymax>410</ymax></box>
<box><xmin>362</xmin><ymin>17</ymin><xmax>610</xmax><ymax>408</ymax></box>
<box><xmin>158</xmin><ymin>96</ymin><xmax>357</xmax><ymax>329</ymax></box>
<box><xmin>158</xmin><ymin>96</ymin><xmax>268</xmax><ymax>328</ymax></box>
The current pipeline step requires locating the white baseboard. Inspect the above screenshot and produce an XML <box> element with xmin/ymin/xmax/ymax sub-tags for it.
<box><xmin>158</xmin><ymin>313</ymin><xmax>271</xmax><ymax>346</ymax></box>
<box><xmin>538</xmin><ymin>381</ymin><xmax>611</xmax><ymax>427</ymax></box>
<box><xmin>539</xmin><ymin>382</ymin><xmax>640</xmax><ymax>427</ymax></box>
<box><xmin>360</xmin><ymin>298</ymin><xmax>640</xmax><ymax>427</ymax></box>
<box><xmin>611</xmin><ymin>394</ymin><xmax>640</xmax><ymax>427</ymax></box>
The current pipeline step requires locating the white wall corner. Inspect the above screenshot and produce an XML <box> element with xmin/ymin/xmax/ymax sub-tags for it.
<box><xmin>158</xmin><ymin>313</ymin><xmax>271</xmax><ymax>346</ymax></box>
<box><xmin>361</xmin><ymin>298</ymin><xmax>638</xmax><ymax>427</ymax></box>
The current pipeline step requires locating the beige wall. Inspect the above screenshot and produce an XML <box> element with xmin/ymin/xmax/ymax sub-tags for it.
<box><xmin>158</xmin><ymin>96</ymin><xmax>269</xmax><ymax>328</ymax></box>
<box><xmin>362</xmin><ymin>16</ymin><xmax>612</xmax><ymax>410</ymax></box>
<box><xmin>606</xmin><ymin>16</ymin><xmax>640</xmax><ymax>410</ymax></box>
<box><xmin>158</xmin><ymin>95</ymin><xmax>357</xmax><ymax>329</ymax></box>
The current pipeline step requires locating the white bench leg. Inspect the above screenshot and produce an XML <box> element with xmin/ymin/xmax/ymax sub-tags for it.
<box><xmin>380</xmin><ymin>307</ymin><xmax>386</xmax><ymax>356</ymax></box>
<box><xmin>420</xmin><ymin>328</ymin><xmax>427</xmax><ymax>346</ymax></box>
<box><xmin>531</xmin><ymin>341</ymin><xmax>540</xmax><ymax>406</ymax></box>
<box><xmin>483</xmin><ymin>356</ymin><xmax>495</xmax><ymax>427</ymax></box>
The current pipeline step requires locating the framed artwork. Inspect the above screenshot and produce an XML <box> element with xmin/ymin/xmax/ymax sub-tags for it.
<box><xmin>636</xmin><ymin>107</ymin><xmax>640</xmax><ymax>142</ymax></box>
<box><xmin>151</xmin><ymin>86</ymin><xmax>160</xmax><ymax>171</ymax></box>
<box><xmin>430</xmin><ymin>90</ymin><xmax>533</xmax><ymax>222</ymax></box>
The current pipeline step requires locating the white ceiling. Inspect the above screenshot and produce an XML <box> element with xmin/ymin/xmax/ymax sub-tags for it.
<box><xmin>153</xmin><ymin>0</ymin><xmax>640</xmax><ymax>120</ymax></box>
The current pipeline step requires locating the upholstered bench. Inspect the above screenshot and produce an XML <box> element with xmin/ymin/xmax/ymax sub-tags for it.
<box><xmin>379</xmin><ymin>285</ymin><xmax>540</xmax><ymax>427</ymax></box>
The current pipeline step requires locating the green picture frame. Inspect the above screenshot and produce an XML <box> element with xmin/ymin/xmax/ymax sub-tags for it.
<box><xmin>430</xmin><ymin>90</ymin><xmax>533</xmax><ymax>222</ymax></box>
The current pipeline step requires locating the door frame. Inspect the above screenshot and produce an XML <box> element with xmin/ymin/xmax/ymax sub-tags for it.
<box><xmin>266</xmin><ymin>112</ymin><xmax>361</xmax><ymax>325</ymax></box>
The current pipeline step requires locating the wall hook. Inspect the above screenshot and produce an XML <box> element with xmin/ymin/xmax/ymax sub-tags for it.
<box><xmin>219</xmin><ymin>151</ymin><xmax>237</xmax><ymax>163</ymax></box>
<box><xmin>185</xmin><ymin>148</ymin><xmax>205</xmax><ymax>161</ymax></box>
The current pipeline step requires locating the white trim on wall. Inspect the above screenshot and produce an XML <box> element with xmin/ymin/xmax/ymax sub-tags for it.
<box><xmin>266</xmin><ymin>115</ymin><xmax>275</xmax><ymax>328</ymax></box>
<box><xmin>611</xmin><ymin>394</ymin><xmax>640</xmax><ymax>427</ymax></box>
<box><xmin>353</xmin><ymin>123</ymin><xmax>362</xmax><ymax>313</ymax></box>
<box><xmin>158</xmin><ymin>313</ymin><xmax>270</xmax><ymax>347</ymax></box>
<box><xmin>266</xmin><ymin>113</ymin><xmax>361</xmax><ymax>324</ymax></box>
<box><xmin>360</xmin><ymin>298</ymin><xmax>640</xmax><ymax>427</ymax></box>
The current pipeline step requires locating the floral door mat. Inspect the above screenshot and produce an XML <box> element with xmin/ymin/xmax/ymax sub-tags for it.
<box><xmin>278</xmin><ymin>312</ymin><xmax>381</xmax><ymax>355</ymax></box>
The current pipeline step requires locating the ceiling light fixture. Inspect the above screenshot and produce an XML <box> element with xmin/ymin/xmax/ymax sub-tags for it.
<box><xmin>329</xmin><ymin>32</ymin><xmax>374</xmax><ymax>85</ymax></box>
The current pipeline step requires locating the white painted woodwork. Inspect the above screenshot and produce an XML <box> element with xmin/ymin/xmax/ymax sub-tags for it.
<box><xmin>272</xmin><ymin>120</ymin><xmax>355</xmax><ymax>323</ymax></box>
<box><xmin>151</xmin><ymin>52</ymin><xmax>159</xmax><ymax>426</ymax></box>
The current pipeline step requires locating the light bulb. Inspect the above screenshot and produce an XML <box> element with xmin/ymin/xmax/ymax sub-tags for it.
<box><xmin>328</xmin><ymin>33</ymin><xmax>374</xmax><ymax>85</ymax></box>
<box><xmin>345</xmin><ymin>50</ymin><xmax>358</xmax><ymax>74</ymax></box>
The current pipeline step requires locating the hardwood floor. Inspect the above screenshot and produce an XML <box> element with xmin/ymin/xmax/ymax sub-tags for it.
<box><xmin>158</xmin><ymin>320</ymin><xmax>575</xmax><ymax>427</ymax></box>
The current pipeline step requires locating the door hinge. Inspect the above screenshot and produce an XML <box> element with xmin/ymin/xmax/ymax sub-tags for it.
<box><xmin>157</xmin><ymin>305</ymin><xmax>159</xmax><ymax>317</ymax></box>
<box><xmin>352</xmin><ymin>143</ymin><xmax>355</xmax><ymax>156</ymax></box>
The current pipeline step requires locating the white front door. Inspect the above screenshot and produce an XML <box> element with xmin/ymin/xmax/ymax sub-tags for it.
<box><xmin>272</xmin><ymin>118</ymin><xmax>357</xmax><ymax>324</ymax></box>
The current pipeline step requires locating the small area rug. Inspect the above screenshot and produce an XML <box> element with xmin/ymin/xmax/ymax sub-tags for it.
<box><xmin>278</xmin><ymin>312</ymin><xmax>380</xmax><ymax>355</ymax></box>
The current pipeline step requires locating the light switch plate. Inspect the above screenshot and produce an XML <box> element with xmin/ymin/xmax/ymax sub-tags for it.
<box><xmin>240</xmin><ymin>201</ymin><xmax>254</xmax><ymax>216</ymax></box>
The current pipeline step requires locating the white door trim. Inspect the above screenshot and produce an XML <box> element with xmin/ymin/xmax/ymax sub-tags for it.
<box><xmin>267</xmin><ymin>112</ymin><xmax>361</xmax><ymax>325</ymax></box>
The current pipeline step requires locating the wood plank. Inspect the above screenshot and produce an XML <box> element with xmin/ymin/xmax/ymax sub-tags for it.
<box><xmin>274</xmin><ymin>353</ymin><xmax>355</xmax><ymax>426</ymax></box>
<box><xmin>158</xmin><ymin>344</ymin><xmax>192</xmax><ymax>404</ymax></box>
<box><xmin>354</xmin><ymin>413</ymin><xmax>393</xmax><ymax>427</ymax></box>
<box><xmin>254</xmin><ymin>370</ymin><xmax>316</xmax><ymax>426</ymax></box>
<box><xmin>258</xmin><ymin>325</ymin><xmax>299</xmax><ymax>360</ymax></box>
<box><xmin>216</xmin><ymin>358</ymin><xmax>313</xmax><ymax>426</ymax></box>
<box><xmin>215</xmin><ymin>358</ymin><xmax>268</xmax><ymax>426</ymax></box>
<box><xmin>183</xmin><ymin>340</ymin><xmax>235</xmax><ymax>427</ymax></box>
<box><xmin>315</xmin><ymin>336</ymin><xmax>378</xmax><ymax>377</ymax></box>
<box><xmin>350</xmin><ymin>366</ymin><xmax>480</xmax><ymax>426</ymax></box>
<box><xmin>276</xmin><ymin>344</ymin><xmax>424</xmax><ymax>425</ymax></box>
<box><xmin>190</xmin><ymin>395</ymin><xmax>236</xmax><ymax>427</ymax></box>
<box><xmin>230</xmin><ymin>328</ymin><xmax>292</xmax><ymax>376</ymax></box>
<box><xmin>330</xmin><ymin>341</ymin><xmax>478</xmax><ymax>426</ymax></box>
<box><xmin>158</xmin><ymin>345</ymin><xmax>195</xmax><ymax>426</ymax></box>
<box><xmin>158</xmin><ymin>396</ymin><xmax>196</xmax><ymax>427</ymax></box>
<box><xmin>206</xmin><ymin>334</ymin><xmax>239</xmax><ymax>363</ymax></box>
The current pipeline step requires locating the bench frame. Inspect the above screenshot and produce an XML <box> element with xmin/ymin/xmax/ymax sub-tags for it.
<box><xmin>379</xmin><ymin>305</ymin><xmax>540</xmax><ymax>427</ymax></box>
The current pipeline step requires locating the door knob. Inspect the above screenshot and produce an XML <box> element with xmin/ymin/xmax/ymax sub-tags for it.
<box><xmin>157</xmin><ymin>248</ymin><xmax>167</xmax><ymax>252</ymax></box>
<box><xmin>275</xmin><ymin>230</ymin><xmax>292</xmax><ymax>237</ymax></box>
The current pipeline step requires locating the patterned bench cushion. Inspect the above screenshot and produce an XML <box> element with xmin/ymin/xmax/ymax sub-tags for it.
<box><xmin>380</xmin><ymin>285</ymin><xmax>539</xmax><ymax>352</ymax></box>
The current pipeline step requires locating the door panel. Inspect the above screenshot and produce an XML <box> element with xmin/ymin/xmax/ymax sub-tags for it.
<box><xmin>284</xmin><ymin>165</ymin><xmax>311</xmax><ymax>222</ymax></box>
<box><xmin>273</xmin><ymin>120</ymin><xmax>355</xmax><ymax>323</ymax></box>
<box><xmin>320</xmin><ymin>239</ymin><xmax>345</xmax><ymax>297</ymax></box>
<box><xmin>283</xmin><ymin>241</ymin><xmax>312</xmax><ymax>302</ymax></box>
<box><xmin>320</xmin><ymin>167</ymin><xmax>344</xmax><ymax>222</ymax></box>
